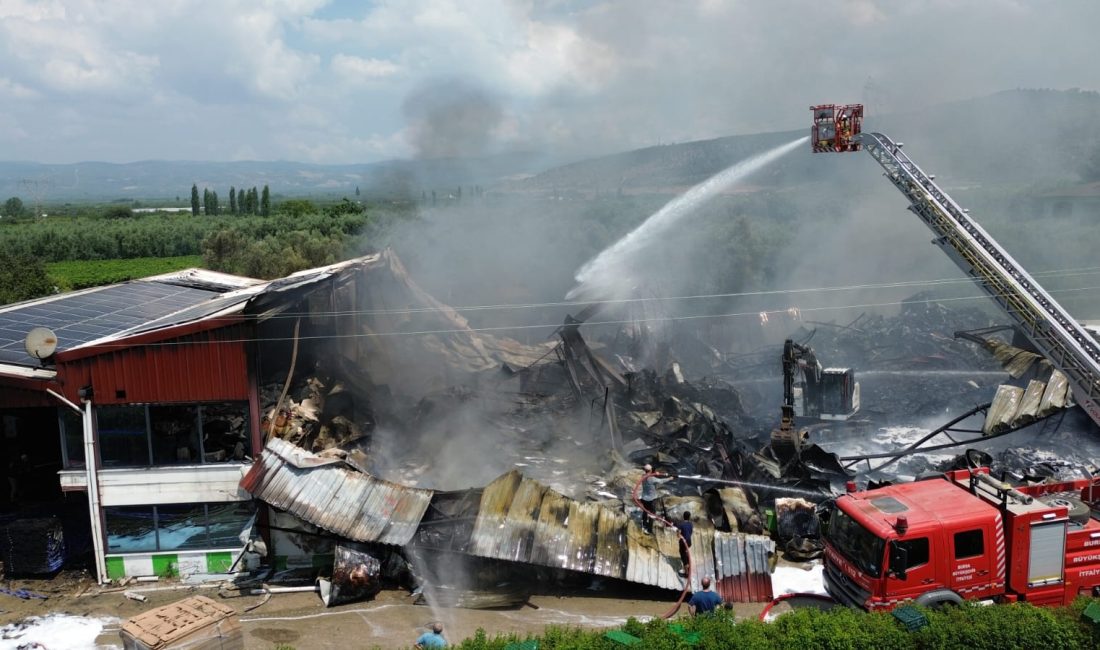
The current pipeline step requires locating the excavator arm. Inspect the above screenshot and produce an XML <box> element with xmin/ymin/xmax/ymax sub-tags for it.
<box><xmin>783</xmin><ymin>339</ymin><xmax>821</xmax><ymax>419</ymax></box>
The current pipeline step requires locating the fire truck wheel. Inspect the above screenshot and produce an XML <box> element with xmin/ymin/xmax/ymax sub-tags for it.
<box><xmin>1042</xmin><ymin>496</ymin><xmax>1090</xmax><ymax>524</ymax></box>
<box><xmin>915</xmin><ymin>590</ymin><xmax>963</xmax><ymax>609</ymax></box>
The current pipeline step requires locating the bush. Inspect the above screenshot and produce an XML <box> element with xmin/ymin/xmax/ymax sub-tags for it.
<box><xmin>915</xmin><ymin>601</ymin><xmax>1090</xmax><ymax>650</ymax></box>
<box><xmin>445</xmin><ymin>598</ymin><xmax>1100</xmax><ymax>650</ymax></box>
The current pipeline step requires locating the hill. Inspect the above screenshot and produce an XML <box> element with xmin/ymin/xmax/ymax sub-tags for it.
<box><xmin>0</xmin><ymin>152</ymin><xmax>564</xmax><ymax>202</ymax></box>
<box><xmin>501</xmin><ymin>88</ymin><xmax>1100</xmax><ymax>196</ymax></box>
<box><xmin>1</xmin><ymin>89</ymin><xmax>1097</xmax><ymax>203</ymax></box>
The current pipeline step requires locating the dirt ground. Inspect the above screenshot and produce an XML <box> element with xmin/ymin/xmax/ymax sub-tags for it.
<box><xmin>0</xmin><ymin>570</ymin><xmax>792</xmax><ymax>649</ymax></box>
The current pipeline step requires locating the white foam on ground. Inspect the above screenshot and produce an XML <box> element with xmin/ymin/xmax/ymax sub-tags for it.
<box><xmin>771</xmin><ymin>564</ymin><xmax>827</xmax><ymax>596</ymax></box>
<box><xmin>0</xmin><ymin>614</ymin><xmax>118</xmax><ymax>650</ymax></box>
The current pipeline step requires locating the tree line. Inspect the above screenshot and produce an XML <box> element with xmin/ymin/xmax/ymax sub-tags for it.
<box><xmin>191</xmin><ymin>184</ymin><xmax>270</xmax><ymax>217</ymax></box>
<box><xmin>0</xmin><ymin>198</ymin><xmax>414</xmax><ymax>304</ymax></box>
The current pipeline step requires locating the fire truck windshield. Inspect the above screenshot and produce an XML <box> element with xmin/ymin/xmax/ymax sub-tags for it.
<box><xmin>826</xmin><ymin>507</ymin><xmax>886</xmax><ymax>577</ymax></box>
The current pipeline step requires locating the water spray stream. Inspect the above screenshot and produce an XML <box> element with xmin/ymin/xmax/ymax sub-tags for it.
<box><xmin>567</xmin><ymin>136</ymin><xmax>809</xmax><ymax>301</ymax></box>
<box><xmin>676</xmin><ymin>474</ymin><xmax>824</xmax><ymax>499</ymax></box>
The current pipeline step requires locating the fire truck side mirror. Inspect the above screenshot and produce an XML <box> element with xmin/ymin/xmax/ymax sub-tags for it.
<box><xmin>888</xmin><ymin>541</ymin><xmax>909</xmax><ymax>580</ymax></box>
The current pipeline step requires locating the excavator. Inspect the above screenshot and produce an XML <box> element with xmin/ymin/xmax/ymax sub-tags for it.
<box><xmin>771</xmin><ymin>338</ymin><xmax>860</xmax><ymax>456</ymax></box>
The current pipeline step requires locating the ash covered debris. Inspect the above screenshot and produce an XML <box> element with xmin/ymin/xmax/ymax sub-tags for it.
<box><xmin>242</xmin><ymin>249</ymin><xmax>1089</xmax><ymax>607</ymax></box>
<box><xmin>243</xmin><ymin>439</ymin><xmax>776</xmax><ymax>601</ymax></box>
<box><xmin>730</xmin><ymin>293</ymin><xmax>1008</xmax><ymax>423</ymax></box>
<box><xmin>236</xmin><ymin>249</ymin><xmax>807</xmax><ymax>603</ymax></box>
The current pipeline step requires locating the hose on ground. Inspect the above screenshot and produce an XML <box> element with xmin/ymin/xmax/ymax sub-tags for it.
<box><xmin>757</xmin><ymin>592</ymin><xmax>835</xmax><ymax>621</ymax></box>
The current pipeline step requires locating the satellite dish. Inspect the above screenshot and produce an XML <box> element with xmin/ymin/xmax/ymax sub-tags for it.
<box><xmin>24</xmin><ymin>327</ymin><xmax>58</xmax><ymax>361</ymax></box>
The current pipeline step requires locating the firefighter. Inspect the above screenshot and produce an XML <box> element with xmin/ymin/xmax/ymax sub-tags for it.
<box><xmin>639</xmin><ymin>464</ymin><xmax>673</xmax><ymax>533</ymax></box>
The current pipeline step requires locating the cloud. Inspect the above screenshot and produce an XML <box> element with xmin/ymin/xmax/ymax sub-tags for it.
<box><xmin>331</xmin><ymin>54</ymin><xmax>401</xmax><ymax>81</ymax></box>
<box><xmin>0</xmin><ymin>77</ymin><xmax>38</xmax><ymax>99</ymax></box>
<box><xmin>0</xmin><ymin>0</ymin><xmax>1097</xmax><ymax>163</ymax></box>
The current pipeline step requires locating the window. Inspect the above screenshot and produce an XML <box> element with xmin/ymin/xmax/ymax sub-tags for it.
<box><xmin>105</xmin><ymin>502</ymin><xmax>256</xmax><ymax>553</ymax></box>
<box><xmin>199</xmin><ymin>403</ymin><xmax>252</xmax><ymax>462</ymax></box>
<box><xmin>157</xmin><ymin>503</ymin><xmax>214</xmax><ymax>551</ymax></box>
<box><xmin>97</xmin><ymin>406</ymin><xmax>150</xmax><ymax>467</ymax></box>
<box><xmin>207</xmin><ymin>502</ymin><xmax>257</xmax><ymax>547</ymax></box>
<box><xmin>954</xmin><ymin>529</ymin><xmax>984</xmax><ymax>559</ymax></box>
<box><xmin>898</xmin><ymin>537</ymin><xmax>930</xmax><ymax>569</ymax></box>
<box><xmin>150</xmin><ymin>405</ymin><xmax>200</xmax><ymax>465</ymax></box>
<box><xmin>59</xmin><ymin>408</ymin><xmax>85</xmax><ymax>468</ymax></box>
<box><xmin>95</xmin><ymin>402</ymin><xmax>251</xmax><ymax>467</ymax></box>
<box><xmin>825</xmin><ymin>508</ymin><xmax>886</xmax><ymax>577</ymax></box>
<box><xmin>105</xmin><ymin>506</ymin><xmax>158</xmax><ymax>553</ymax></box>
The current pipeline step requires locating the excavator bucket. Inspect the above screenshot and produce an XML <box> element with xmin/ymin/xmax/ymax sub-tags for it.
<box><xmin>810</xmin><ymin>104</ymin><xmax>863</xmax><ymax>152</ymax></box>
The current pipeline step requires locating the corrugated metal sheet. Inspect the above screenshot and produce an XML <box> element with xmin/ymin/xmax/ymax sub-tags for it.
<box><xmin>241</xmin><ymin>437</ymin><xmax>432</xmax><ymax>546</ymax></box>
<box><xmin>712</xmin><ymin>531</ymin><xmax>775</xmax><ymax>603</ymax></box>
<box><xmin>244</xmin><ymin>449</ymin><xmax>775</xmax><ymax>597</ymax></box>
<box><xmin>467</xmin><ymin>470</ymin><xmax>772</xmax><ymax>593</ymax></box>
<box><xmin>54</xmin><ymin>324</ymin><xmax>252</xmax><ymax>405</ymax></box>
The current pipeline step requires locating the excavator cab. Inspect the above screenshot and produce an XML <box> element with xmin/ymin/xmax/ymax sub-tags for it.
<box><xmin>811</xmin><ymin>104</ymin><xmax>863</xmax><ymax>152</ymax></box>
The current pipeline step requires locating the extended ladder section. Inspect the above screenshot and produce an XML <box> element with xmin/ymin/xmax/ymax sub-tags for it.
<box><xmin>855</xmin><ymin>132</ymin><xmax>1100</xmax><ymax>429</ymax></box>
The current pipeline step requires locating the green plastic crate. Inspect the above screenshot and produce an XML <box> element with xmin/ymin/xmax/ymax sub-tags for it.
<box><xmin>503</xmin><ymin>641</ymin><xmax>539</xmax><ymax>650</ymax></box>
<box><xmin>892</xmin><ymin>605</ymin><xmax>929</xmax><ymax>632</ymax></box>
<box><xmin>604</xmin><ymin>630</ymin><xmax>642</xmax><ymax>646</ymax></box>
<box><xmin>1082</xmin><ymin>600</ymin><xmax>1100</xmax><ymax>627</ymax></box>
<box><xmin>669</xmin><ymin>623</ymin><xmax>702</xmax><ymax>646</ymax></box>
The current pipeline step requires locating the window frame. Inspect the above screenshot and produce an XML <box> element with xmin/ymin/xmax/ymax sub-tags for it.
<box><xmin>898</xmin><ymin>537</ymin><xmax>930</xmax><ymax>569</ymax></box>
<box><xmin>105</xmin><ymin>501</ymin><xmax>256</xmax><ymax>553</ymax></box>
<box><xmin>94</xmin><ymin>401</ymin><xmax>251</xmax><ymax>468</ymax></box>
<box><xmin>954</xmin><ymin>528</ymin><xmax>985</xmax><ymax>560</ymax></box>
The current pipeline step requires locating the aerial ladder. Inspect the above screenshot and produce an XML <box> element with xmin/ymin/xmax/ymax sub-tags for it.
<box><xmin>811</xmin><ymin>104</ymin><xmax>1100</xmax><ymax>430</ymax></box>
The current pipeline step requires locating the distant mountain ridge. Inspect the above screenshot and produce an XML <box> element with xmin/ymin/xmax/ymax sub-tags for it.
<box><xmin>0</xmin><ymin>152</ymin><xmax>565</xmax><ymax>202</ymax></box>
<box><xmin>503</xmin><ymin>89</ymin><xmax>1100</xmax><ymax>196</ymax></box>
<box><xmin>1</xmin><ymin>89</ymin><xmax>1096</xmax><ymax>203</ymax></box>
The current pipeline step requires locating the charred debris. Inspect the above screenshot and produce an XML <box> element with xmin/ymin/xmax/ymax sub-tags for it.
<box><xmin>236</xmin><ymin>251</ymin><xmax>1097</xmax><ymax>606</ymax></box>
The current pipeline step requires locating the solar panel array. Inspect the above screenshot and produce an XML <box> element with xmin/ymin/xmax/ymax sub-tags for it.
<box><xmin>0</xmin><ymin>282</ymin><xmax>223</xmax><ymax>367</ymax></box>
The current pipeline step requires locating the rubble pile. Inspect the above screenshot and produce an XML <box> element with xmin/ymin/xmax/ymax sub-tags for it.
<box><xmin>259</xmin><ymin>371</ymin><xmax>374</xmax><ymax>454</ymax></box>
<box><xmin>235</xmin><ymin>250</ymin><xmax>1100</xmax><ymax>610</ymax></box>
<box><xmin>785</xmin><ymin>293</ymin><xmax>1004</xmax><ymax>372</ymax></box>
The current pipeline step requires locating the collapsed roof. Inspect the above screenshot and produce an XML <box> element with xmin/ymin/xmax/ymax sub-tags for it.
<box><xmin>242</xmin><ymin>437</ymin><xmax>775</xmax><ymax>601</ymax></box>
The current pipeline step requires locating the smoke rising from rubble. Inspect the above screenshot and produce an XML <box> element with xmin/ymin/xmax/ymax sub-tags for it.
<box><xmin>402</xmin><ymin>77</ymin><xmax>505</xmax><ymax>160</ymax></box>
<box><xmin>361</xmin><ymin>90</ymin><xmax>1100</xmax><ymax>500</ymax></box>
<box><xmin>368</xmin><ymin>393</ymin><xmax>602</xmax><ymax>496</ymax></box>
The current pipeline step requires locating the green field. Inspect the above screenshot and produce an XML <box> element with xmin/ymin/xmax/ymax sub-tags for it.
<box><xmin>47</xmin><ymin>256</ymin><xmax>204</xmax><ymax>290</ymax></box>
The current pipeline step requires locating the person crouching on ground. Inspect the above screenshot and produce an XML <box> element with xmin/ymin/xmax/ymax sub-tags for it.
<box><xmin>639</xmin><ymin>463</ymin><xmax>672</xmax><ymax>533</ymax></box>
<box><xmin>688</xmin><ymin>577</ymin><xmax>723</xmax><ymax>615</ymax></box>
<box><xmin>415</xmin><ymin>622</ymin><xmax>446</xmax><ymax>648</ymax></box>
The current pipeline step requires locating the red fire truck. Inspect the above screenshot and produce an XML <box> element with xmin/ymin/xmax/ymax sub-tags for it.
<box><xmin>823</xmin><ymin>467</ymin><xmax>1100</xmax><ymax>609</ymax></box>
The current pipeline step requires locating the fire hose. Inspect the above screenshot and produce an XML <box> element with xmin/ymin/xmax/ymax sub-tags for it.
<box><xmin>632</xmin><ymin>471</ymin><xmax>694</xmax><ymax>619</ymax></box>
<box><xmin>757</xmin><ymin>592</ymin><xmax>836</xmax><ymax>621</ymax></box>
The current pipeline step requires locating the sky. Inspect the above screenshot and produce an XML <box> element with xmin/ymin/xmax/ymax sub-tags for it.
<box><xmin>0</xmin><ymin>0</ymin><xmax>1097</xmax><ymax>164</ymax></box>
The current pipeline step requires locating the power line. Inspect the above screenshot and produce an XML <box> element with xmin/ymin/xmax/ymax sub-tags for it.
<box><xmin>184</xmin><ymin>265</ymin><xmax>1100</xmax><ymax>321</ymax></box>
<box><xmin>88</xmin><ymin>285</ymin><xmax>1100</xmax><ymax>349</ymax></box>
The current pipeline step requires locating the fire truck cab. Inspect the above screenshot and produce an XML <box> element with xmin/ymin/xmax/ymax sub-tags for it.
<box><xmin>811</xmin><ymin>104</ymin><xmax>864</xmax><ymax>153</ymax></box>
<box><xmin>824</xmin><ymin>467</ymin><xmax>1100</xmax><ymax>610</ymax></box>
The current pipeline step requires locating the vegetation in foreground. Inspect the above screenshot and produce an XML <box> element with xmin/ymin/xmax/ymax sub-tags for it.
<box><xmin>399</xmin><ymin>599</ymin><xmax>1100</xmax><ymax>650</ymax></box>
